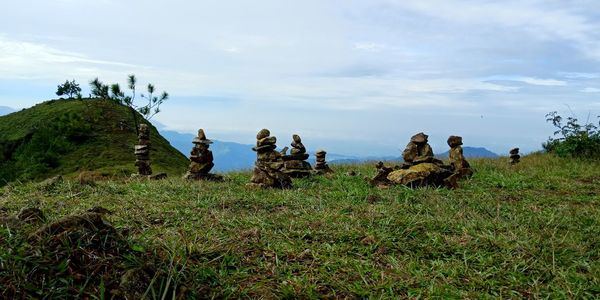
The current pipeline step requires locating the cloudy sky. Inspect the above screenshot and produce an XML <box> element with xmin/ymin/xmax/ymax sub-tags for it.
<box><xmin>2</xmin><ymin>0</ymin><xmax>600</xmax><ymax>156</ymax></box>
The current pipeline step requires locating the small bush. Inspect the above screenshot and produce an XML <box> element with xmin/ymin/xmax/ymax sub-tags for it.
<box><xmin>543</xmin><ymin>111</ymin><xmax>600</xmax><ymax>159</ymax></box>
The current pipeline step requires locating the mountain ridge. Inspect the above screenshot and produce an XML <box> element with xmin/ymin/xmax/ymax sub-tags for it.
<box><xmin>161</xmin><ymin>130</ymin><xmax>498</xmax><ymax>171</ymax></box>
<box><xmin>0</xmin><ymin>106</ymin><xmax>15</xmax><ymax>116</ymax></box>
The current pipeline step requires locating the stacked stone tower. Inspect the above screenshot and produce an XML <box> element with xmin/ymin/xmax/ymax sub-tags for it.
<box><xmin>134</xmin><ymin>124</ymin><xmax>152</xmax><ymax>176</ymax></box>
<box><xmin>249</xmin><ymin>129</ymin><xmax>292</xmax><ymax>188</ymax></box>
<box><xmin>183</xmin><ymin>129</ymin><xmax>222</xmax><ymax>181</ymax></box>
<box><xmin>313</xmin><ymin>149</ymin><xmax>333</xmax><ymax>174</ymax></box>
<box><xmin>282</xmin><ymin>134</ymin><xmax>312</xmax><ymax>178</ymax></box>
<box><xmin>509</xmin><ymin>148</ymin><xmax>521</xmax><ymax>164</ymax></box>
<box><xmin>447</xmin><ymin>135</ymin><xmax>472</xmax><ymax>176</ymax></box>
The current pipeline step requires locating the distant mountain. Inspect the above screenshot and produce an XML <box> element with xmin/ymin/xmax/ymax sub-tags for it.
<box><xmin>162</xmin><ymin>131</ymin><xmax>498</xmax><ymax>171</ymax></box>
<box><xmin>436</xmin><ymin>146</ymin><xmax>498</xmax><ymax>158</ymax></box>
<box><xmin>0</xmin><ymin>106</ymin><xmax>15</xmax><ymax>116</ymax></box>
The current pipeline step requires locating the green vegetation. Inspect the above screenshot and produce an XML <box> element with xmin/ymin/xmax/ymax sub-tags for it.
<box><xmin>55</xmin><ymin>79</ymin><xmax>82</xmax><ymax>99</ymax></box>
<box><xmin>0</xmin><ymin>99</ymin><xmax>188</xmax><ymax>185</ymax></box>
<box><xmin>1</xmin><ymin>154</ymin><xmax>599</xmax><ymax>298</ymax></box>
<box><xmin>90</xmin><ymin>74</ymin><xmax>169</xmax><ymax>135</ymax></box>
<box><xmin>543</xmin><ymin>111</ymin><xmax>600</xmax><ymax>159</ymax></box>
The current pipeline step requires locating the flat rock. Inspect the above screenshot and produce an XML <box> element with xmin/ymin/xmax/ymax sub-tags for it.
<box><xmin>257</xmin><ymin>136</ymin><xmax>277</xmax><ymax>147</ymax></box>
<box><xmin>387</xmin><ymin>163</ymin><xmax>451</xmax><ymax>188</ymax></box>
<box><xmin>253</xmin><ymin>144</ymin><xmax>277</xmax><ymax>153</ymax></box>
<box><xmin>447</xmin><ymin>135</ymin><xmax>463</xmax><ymax>147</ymax></box>
<box><xmin>410</xmin><ymin>132</ymin><xmax>428</xmax><ymax>143</ymax></box>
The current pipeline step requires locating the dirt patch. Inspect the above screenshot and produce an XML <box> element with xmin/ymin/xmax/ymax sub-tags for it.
<box><xmin>2</xmin><ymin>209</ymin><xmax>188</xmax><ymax>299</ymax></box>
<box><xmin>366</xmin><ymin>194</ymin><xmax>383</xmax><ymax>204</ymax></box>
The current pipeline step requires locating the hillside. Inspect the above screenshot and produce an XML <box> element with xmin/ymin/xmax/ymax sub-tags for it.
<box><xmin>1</xmin><ymin>153</ymin><xmax>599</xmax><ymax>298</ymax></box>
<box><xmin>0</xmin><ymin>99</ymin><xmax>188</xmax><ymax>185</ymax></box>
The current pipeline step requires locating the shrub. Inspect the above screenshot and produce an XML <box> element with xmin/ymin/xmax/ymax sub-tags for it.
<box><xmin>543</xmin><ymin>111</ymin><xmax>600</xmax><ymax>159</ymax></box>
<box><xmin>56</xmin><ymin>80</ymin><xmax>82</xmax><ymax>99</ymax></box>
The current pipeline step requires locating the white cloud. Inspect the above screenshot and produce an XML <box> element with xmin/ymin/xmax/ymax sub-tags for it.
<box><xmin>485</xmin><ymin>75</ymin><xmax>567</xmax><ymax>86</ymax></box>
<box><xmin>517</xmin><ymin>77</ymin><xmax>567</xmax><ymax>87</ymax></box>
<box><xmin>386</xmin><ymin>0</ymin><xmax>600</xmax><ymax>60</ymax></box>
<box><xmin>0</xmin><ymin>35</ymin><xmax>141</xmax><ymax>81</ymax></box>
<box><xmin>582</xmin><ymin>87</ymin><xmax>600</xmax><ymax>93</ymax></box>
<box><xmin>354</xmin><ymin>42</ymin><xmax>386</xmax><ymax>52</ymax></box>
<box><xmin>558</xmin><ymin>72</ymin><xmax>600</xmax><ymax>79</ymax></box>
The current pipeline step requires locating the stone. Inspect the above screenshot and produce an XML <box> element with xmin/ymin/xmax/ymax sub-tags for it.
<box><xmin>256</xmin><ymin>128</ymin><xmax>270</xmax><ymax>140</ymax></box>
<box><xmin>387</xmin><ymin>163</ymin><xmax>453</xmax><ymax>188</ymax></box>
<box><xmin>253</xmin><ymin>144</ymin><xmax>278</xmax><ymax>152</ymax></box>
<box><xmin>447</xmin><ymin>135</ymin><xmax>472</xmax><ymax>175</ymax></box>
<box><xmin>249</xmin><ymin>129</ymin><xmax>292</xmax><ymax>188</ymax></box>
<box><xmin>282</xmin><ymin>134</ymin><xmax>313</xmax><ymax>178</ymax></box>
<box><xmin>293</xmin><ymin>134</ymin><xmax>302</xmax><ymax>143</ymax></box>
<box><xmin>446</xmin><ymin>135</ymin><xmax>474</xmax><ymax>184</ymax></box>
<box><xmin>183</xmin><ymin>129</ymin><xmax>223</xmax><ymax>181</ymax></box>
<box><xmin>39</xmin><ymin>175</ymin><xmax>63</xmax><ymax>190</ymax></box>
<box><xmin>313</xmin><ymin>149</ymin><xmax>333</xmax><ymax>174</ymax></box>
<box><xmin>509</xmin><ymin>148</ymin><xmax>521</xmax><ymax>164</ymax></box>
<box><xmin>402</xmin><ymin>132</ymin><xmax>435</xmax><ymax>164</ymax></box>
<box><xmin>410</xmin><ymin>132</ymin><xmax>429</xmax><ymax>143</ymax></box>
<box><xmin>369</xmin><ymin>133</ymin><xmax>464</xmax><ymax>189</ymax></box>
<box><xmin>447</xmin><ymin>135</ymin><xmax>463</xmax><ymax>148</ymax></box>
<box><xmin>367</xmin><ymin>161</ymin><xmax>394</xmax><ymax>187</ymax></box>
<box><xmin>257</xmin><ymin>136</ymin><xmax>277</xmax><ymax>147</ymax></box>
<box><xmin>134</xmin><ymin>124</ymin><xmax>153</xmax><ymax>176</ymax></box>
<box><xmin>149</xmin><ymin>173</ymin><xmax>168</xmax><ymax>180</ymax></box>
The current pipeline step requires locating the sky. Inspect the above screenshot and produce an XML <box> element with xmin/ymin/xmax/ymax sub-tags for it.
<box><xmin>1</xmin><ymin>0</ymin><xmax>600</xmax><ymax>156</ymax></box>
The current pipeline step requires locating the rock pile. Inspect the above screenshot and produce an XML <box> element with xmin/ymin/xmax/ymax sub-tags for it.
<box><xmin>282</xmin><ymin>134</ymin><xmax>312</xmax><ymax>178</ymax></box>
<box><xmin>371</xmin><ymin>132</ymin><xmax>453</xmax><ymax>188</ymax></box>
<box><xmin>444</xmin><ymin>135</ymin><xmax>474</xmax><ymax>188</ymax></box>
<box><xmin>183</xmin><ymin>129</ymin><xmax>223</xmax><ymax>181</ymax></box>
<box><xmin>249</xmin><ymin>129</ymin><xmax>292</xmax><ymax>188</ymax></box>
<box><xmin>314</xmin><ymin>149</ymin><xmax>333</xmax><ymax>174</ymax></box>
<box><xmin>134</xmin><ymin>124</ymin><xmax>152</xmax><ymax>176</ymax></box>
<box><xmin>402</xmin><ymin>132</ymin><xmax>440</xmax><ymax>166</ymax></box>
<box><xmin>367</xmin><ymin>161</ymin><xmax>394</xmax><ymax>187</ymax></box>
<box><xmin>447</xmin><ymin>135</ymin><xmax>473</xmax><ymax>177</ymax></box>
<box><xmin>509</xmin><ymin>148</ymin><xmax>520</xmax><ymax>164</ymax></box>
<box><xmin>132</xmin><ymin>124</ymin><xmax>166</xmax><ymax>180</ymax></box>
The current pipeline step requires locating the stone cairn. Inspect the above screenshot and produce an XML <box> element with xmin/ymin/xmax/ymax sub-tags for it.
<box><xmin>369</xmin><ymin>132</ymin><xmax>453</xmax><ymax>188</ymax></box>
<box><xmin>282</xmin><ymin>134</ymin><xmax>312</xmax><ymax>178</ymax></box>
<box><xmin>402</xmin><ymin>132</ymin><xmax>440</xmax><ymax>167</ymax></box>
<box><xmin>249</xmin><ymin>129</ymin><xmax>292</xmax><ymax>188</ymax></box>
<box><xmin>445</xmin><ymin>135</ymin><xmax>473</xmax><ymax>188</ymax></box>
<box><xmin>183</xmin><ymin>129</ymin><xmax>223</xmax><ymax>181</ymax></box>
<box><xmin>313</xmin><ymin>149</ymin><xmax>333</xmax><ymax>174</ymax></box>
<box><xmin>134</xmin><ymin>124</ymin><xmax>152</xmax><ymax>176</ymax></box>
<box><xmin>367</xmin><ymin>161</ymin><xmax>394</xmax><ymax>187</ymax></box>
<box><xmin>509</xmin><ymin>148</ymin><xmax>520</xmax><ymax>164</ymax></box>
<box><xmin>447</xmin><ymin>135</ymin><xmax>473</xmax><ymax>175</ymax></box>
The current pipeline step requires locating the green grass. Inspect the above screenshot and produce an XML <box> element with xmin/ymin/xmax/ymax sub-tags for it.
<box><xmin>1</xmin><ymin>153</ymin><xmax>599</xmax><ymax>298</ymax></box>
<box><xmin>0</xmin><ymin>98</ymin><xmax>188</xmax><ymax>184</ymax></box>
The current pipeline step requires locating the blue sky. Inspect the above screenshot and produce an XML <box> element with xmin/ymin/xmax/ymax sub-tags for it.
<box><xmin>1</xmin><ymin>0</ymin><xmax>600</xmax><ymax>156</ymax></box>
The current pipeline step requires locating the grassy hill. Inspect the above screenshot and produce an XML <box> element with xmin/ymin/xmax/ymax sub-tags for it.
<box><xmin>1</xmin><ymin>153</ymin><xmax>599</xmax><ymax>298</ymax></box>
<box><xmin>0</xmin><ymin>98</ymin><xmax>188</xmax><ymax>185</ymax></box>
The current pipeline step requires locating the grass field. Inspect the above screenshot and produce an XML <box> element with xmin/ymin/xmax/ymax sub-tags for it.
<box><xmin>1</xmin><ymin>153</ymin><xmax>599</xmax><ymax>298</ymax></box>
